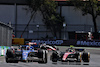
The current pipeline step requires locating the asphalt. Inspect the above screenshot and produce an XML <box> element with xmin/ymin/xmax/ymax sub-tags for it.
<box><xmin>0</xmin><ymin>46</ymin><xmax>100</xmax><ymax>67</ymax></box>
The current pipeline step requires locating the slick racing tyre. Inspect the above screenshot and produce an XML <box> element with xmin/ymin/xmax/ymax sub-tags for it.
<box><xmin>6</xmin><ymin>56</ymin><xmax>11</xmax><ymax>63</ymax></box>
<box><xmin>14</xmin><ymin>60</ymin><xmax>18</xmax><ymax>63</ymax></box>
<box><xmin>82</xmin><ymin>52</ymin><xmax>90</xmax><ymax>62</ymax></box>
<box><xmin>6</xmin><ymin>49</ymin><xmax>18</xmax><ymax>63</ymax></box>
<box><xmin>44</xmin><ymin>51</ymin><xmax>47</xmax><ymax>63</ymax></box>
<box><xmin>6</xmin><ymin>49</ymin><xmax>15</xmax><ymax>58</ymax></box>
<box><xmin>51</xmin><ymin>51</ymin><xmax>58</xmax><ymax>62</ymax></box>
<box><xmin>52</xmin><ymin>59</ymin><xmax>57</xmax><ymax>62</ymax></box>
<box><xmin>6</xmin><ymin>56</ymin><xmax>18</xmax><ymax>63</ymax></box>
<box><xmin>38</xmin><ymin>50</ymin><xmax>47</xmax><ymax>63</ymax></box>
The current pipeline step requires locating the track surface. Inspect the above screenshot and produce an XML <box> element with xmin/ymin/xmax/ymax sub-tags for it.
<box><xmin>0</xmin><ymin>46</ymin><xmax>100</xmax><ymax>67</ymax></box>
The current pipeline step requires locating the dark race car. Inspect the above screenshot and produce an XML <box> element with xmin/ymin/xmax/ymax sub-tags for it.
<box><xmin>50</xmin><ymin>47</ymin><xmax>90</xmax><ymax>62</ymax></box>
<box><xmin>5</xmin><ymin>45</ymin><xmax>48</xmax><ymax>63</ymax></box>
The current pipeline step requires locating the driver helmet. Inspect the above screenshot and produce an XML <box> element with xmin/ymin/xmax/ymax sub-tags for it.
<box><xmin>69</xmin><ymin>49</ymin><xmax>73</xmax><ymax>52</ymax></box>
<box><xmin>26</xmin><ymin>46</ymin><xmax>30</xmax><ymax>50</ymax></box>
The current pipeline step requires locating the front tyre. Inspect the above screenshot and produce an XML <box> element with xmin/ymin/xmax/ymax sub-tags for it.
<box><xmin>51</xmin><ymin>51</ymin><xmax>58</xmax><ymax>62</ymax></box>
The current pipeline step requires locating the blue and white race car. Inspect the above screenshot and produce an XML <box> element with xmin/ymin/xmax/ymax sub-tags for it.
<box><xmin>5</xmin><ymin>45</ymin><xmax>48</xmax><ymax>63</ymax></box>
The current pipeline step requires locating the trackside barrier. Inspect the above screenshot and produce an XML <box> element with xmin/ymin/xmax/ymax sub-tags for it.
<box><xmin>0</xmin><ymin>46</ymin><xmax>1</xmax><ymax>56</ymax></box>
<box><xmin>0</xmin><ymin>46</ymin><xmax>10</xmax><ymax>56</ymax></box>
<box><xmin>4</xmin><ymin>46</ymin><xmax>6</xmax><ymax>56</ymax></box>
<box><xmin>1</xmin><ymin>46</ymin><xmax>4</xmax><ymax>56</ymax></box>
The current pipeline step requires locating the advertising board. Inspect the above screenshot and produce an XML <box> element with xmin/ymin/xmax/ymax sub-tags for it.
<box><xmin>25</xmin><ymin>39</ymin><xmax>100</xmax><ymax>47</ymax></box>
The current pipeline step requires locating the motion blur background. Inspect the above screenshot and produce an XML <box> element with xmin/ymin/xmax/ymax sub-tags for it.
<box><xmin>1</xmin><ymin>0</ymin><xmax>100</xmax><ymax>40</ymax></box>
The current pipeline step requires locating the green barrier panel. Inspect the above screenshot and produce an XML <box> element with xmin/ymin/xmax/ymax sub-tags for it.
<box><xmin>0</xmin><ymin>46</ymin><xmax>1</xmax><ymax>56</ymax></box>
<box><xmin>0</xmin><ymin>46</ymin><xmax>11</xmax><ymax>56</ymax></box>
<box><xmin>6</xmin><ymin>47</ymin><xmax>8</xmax><ymax>49</ymax></box>
<box><xmin>1</xmin><ymin>46</ymin><xmax>4</xmax><ymax>56</ymax></box>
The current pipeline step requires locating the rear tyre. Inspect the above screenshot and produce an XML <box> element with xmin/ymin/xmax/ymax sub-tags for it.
<box><xmin>14</xmin><ymin>60</ymin><xmax>18</xmax><ymax>63</ymax></box>
<box><xmin>38</xmin><ymin>50</ymin><xmax>47</xmax><ymax>63</ymax></box>
<box><xmin>6</xmin><ymin>57</ymin><xmax>10</xmax><ymax>63</ymax></box>
<box><xmin>6</xmin><ymin>49</ymin><xmax>15</xmax><ymax>58</ymax></box>
<box><xmin>82</xmin><ymin>52</ymin><xmax>90</xmax><ymax>62</ymax></box>
<box><xmin>6</xmin><ymin>49</ymin><xmax>18</xmax><ymax>63</ymax></box>
<box><xmin>6</xmin><ymin>57</ymin><xmax>18</xmax><ymax>63</ymax></box>
<box><xmin>45</xmin><ymin>51</ymin><xmax>47</xmax><ymax>63</ymax></box>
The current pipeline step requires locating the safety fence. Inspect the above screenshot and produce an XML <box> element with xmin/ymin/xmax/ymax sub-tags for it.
<box><xmin>0</xmin><ymin>46</ymin><xmax>10</xmax><ymax>56</ymax></box>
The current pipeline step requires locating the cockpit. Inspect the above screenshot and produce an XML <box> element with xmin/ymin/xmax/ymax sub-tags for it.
<box><xmin>66</xmin><ymin>48</ymin><xmax>75</xmax><ymax>52</ymax></box>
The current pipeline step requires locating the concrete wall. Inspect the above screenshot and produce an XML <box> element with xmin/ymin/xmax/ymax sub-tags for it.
<box><xmin>0</xmin><ymin>22</ymin><xmax>13</xmax><ymax>46</ymax></box>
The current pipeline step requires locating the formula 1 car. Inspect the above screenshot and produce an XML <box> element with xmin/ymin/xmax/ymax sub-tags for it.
<box><xmin>50</xmin><ymin>47</ymin><xmax>90</xmax><ymax>62</ymax></box>
<box><xmin>5</xmin><ymin>45</ymin><xmax>48</xmax><ymax>63</ymax></box>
